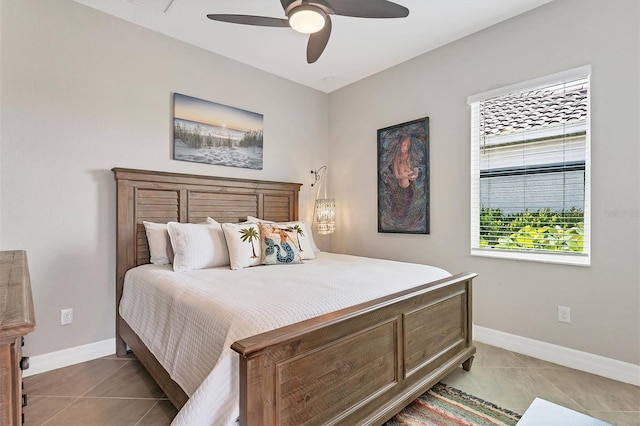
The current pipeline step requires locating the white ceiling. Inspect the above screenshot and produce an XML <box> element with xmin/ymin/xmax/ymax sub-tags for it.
<box><xmin>74</xmin><ymin>0</ymin><xmax>552</xmax><ymax>93</ymax></box>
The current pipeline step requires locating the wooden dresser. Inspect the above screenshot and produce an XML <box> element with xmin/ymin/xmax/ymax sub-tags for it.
<box><xmin>0</xmin><ymin>250</ymin><xmax>36</xmax><ymax>425</ymax></box>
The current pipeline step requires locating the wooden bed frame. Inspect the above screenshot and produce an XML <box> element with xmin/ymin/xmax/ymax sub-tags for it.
<box><xmin>113</xmin><ymin>167</ymin><xmax>476</xmax><ymax>425</ymax></box>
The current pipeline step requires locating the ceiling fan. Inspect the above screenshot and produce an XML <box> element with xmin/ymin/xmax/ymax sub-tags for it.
<box><xmin>207</xmin><ymin>0</ymin><xmax>409</xmax><ymax>64</ymax></box>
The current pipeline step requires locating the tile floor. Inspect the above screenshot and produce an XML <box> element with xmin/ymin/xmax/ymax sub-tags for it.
<box><xmin>23</xmin><ymin>342</ymin><xmax>640</xmax><ymax>425</ymax></box>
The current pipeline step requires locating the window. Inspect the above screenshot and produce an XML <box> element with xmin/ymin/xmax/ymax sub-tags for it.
<box><xmin>468</xmin><ymin>66</ymin><xmax>591</xmax><ymax>266</ymax></box>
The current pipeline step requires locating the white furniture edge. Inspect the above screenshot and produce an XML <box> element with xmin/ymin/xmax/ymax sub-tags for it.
<box><xmin>23</xmin><ymin>328</ymin><xmax>640</xmax><ymax>387</ymax></box>
<box><xmin>516</xmin><ymin>397</ymin><xmax>611</xmax><ymax>426</ymax></box>
<box><xmin>474</xmin><ymin>325</ymin><xmax>640</xmax><ymax>386</ymax></box>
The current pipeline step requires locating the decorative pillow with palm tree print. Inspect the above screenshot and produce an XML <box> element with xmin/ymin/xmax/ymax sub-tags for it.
<box><xmin>246</xmin><ymin>218</ymin><xmax>317</xmax><ymax>260</ymax></box>
<box><xmin>258</xmin><ymin>223</ymin><xmax>303</xmax><ymax>265</ymax></box>
<box><xmin>221</xmin><ymin>222</ymin><xmax>263</xmax><ymax>270</ymax></box>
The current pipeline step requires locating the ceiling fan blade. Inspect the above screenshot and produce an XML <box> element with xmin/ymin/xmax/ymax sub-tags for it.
<box><xmin>206</xmin><ymin>14</ymin><xmax>290</xmax><ymax>27</ymax></box>
<box><xmin>322</xmin><ymin>0</ymin><xmax>409</xmax><ymax>18</ymax></box>
<box><xmin>307</xmin><ymin>15</ymin><xmax>332</xmax><ymax>63</ymax></box>
<box><xmin>280</xmin><ymin>0</ymin><xmax>295</xmax><ymax>12</ymax></box>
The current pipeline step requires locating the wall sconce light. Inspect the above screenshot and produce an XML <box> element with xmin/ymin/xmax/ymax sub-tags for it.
<box><xmin>311</xmin><ymin>166</ymin><xmax>335</xmax><ymax>235</ymax></box>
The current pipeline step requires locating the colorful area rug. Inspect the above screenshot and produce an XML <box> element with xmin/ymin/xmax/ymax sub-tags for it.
<box><xmin>385</xmin><ymin>383</ymin><xmax>522</xmax><ymax>426</ymax></box>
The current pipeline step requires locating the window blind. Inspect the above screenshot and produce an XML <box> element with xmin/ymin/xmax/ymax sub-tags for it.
<box><xmin>469</xmin><ymin>66</ymin><xmax>591</xmax><ymax>265</ymax></box>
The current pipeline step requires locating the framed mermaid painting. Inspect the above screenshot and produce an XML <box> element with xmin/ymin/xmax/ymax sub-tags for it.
<box><xmin>377</xmin><ymin>117</ymin><xmax>430</xmax><ymax>234</ymax></box>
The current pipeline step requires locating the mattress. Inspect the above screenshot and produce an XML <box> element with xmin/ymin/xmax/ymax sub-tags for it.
<box><xmin>119</xmin><ymin>252</ymin><xmax>451</xmax><ymax>425</ymax></box>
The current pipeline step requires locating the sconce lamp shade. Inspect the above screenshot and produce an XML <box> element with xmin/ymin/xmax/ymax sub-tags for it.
<box><xmin>311</xmin><ymin>165</ymin><xmax>335</xmax><ymax>235</ymax></box>
<box><xmin>315</xmin><ymin>198</ymin><xmax>336</xmax><ymax>235</ymax></box>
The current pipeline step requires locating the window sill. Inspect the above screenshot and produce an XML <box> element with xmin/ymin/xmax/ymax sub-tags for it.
<box><xmin>471</xmin><ymin>248</ymin><xmax>590</xmax><ymax>267</ymax></box>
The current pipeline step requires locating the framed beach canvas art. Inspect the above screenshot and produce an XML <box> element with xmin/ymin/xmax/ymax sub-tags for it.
<box><xmin>173</xmin><ymin>93</ymin><xmax>264</xmax><ymax>170</ymax></box>
<box><xmin>377</xmin><ymin>117</ymin><xmax>430</xmax><ymax>234</ymax></box>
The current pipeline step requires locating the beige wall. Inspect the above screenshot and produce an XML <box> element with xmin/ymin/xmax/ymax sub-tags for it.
<box><xmin>328</xmin><ymin>0</ymin><xmax>639</xmax><ymax>365</ymax></box>
<box><xmin>0</xmin><ymin>0</ymin><xmax>329</xmax><ymax>356</ymax></box>
<box><xmin>2</xmin><ymin>0</ymin><xmax>639</xmax><ymax>368</ymax></box>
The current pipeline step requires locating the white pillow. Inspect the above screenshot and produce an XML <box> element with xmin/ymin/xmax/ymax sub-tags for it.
<box><xmin>205</xmin><ymin>217</ymin><xmax>231</xmax><ymax>261</ymax></box>
<box><xmin>221</xmin><ymin>222</ymin><xmax>262</xmax><ymax>270</ymax></box>
<box><xmin>143</xmin><ymin>221</ymin><xmax>174</xmax><ymax>265</ymax></box>
<box><xmin>246</xmin><ymin>216</ymin><xmax>319</xmax><ymax>257</ymax></box>
<box><xmin>307</xmin><ymin>230</ymin><xmax>320</xmax><ymax>254</ymax></box>
<box><xmin>246</xmin><ymin>215</ymin><xmax>272</xmax><ymax>223</ymax></box>
<box><xmin>167</xmin><ymin>221</ymin><xmax>230</xmax><ymax>272</ymax></box>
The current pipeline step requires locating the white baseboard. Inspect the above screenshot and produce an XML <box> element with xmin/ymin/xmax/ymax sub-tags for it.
<box><xmin>473</xmin><ymin>325</ymin><xmax>640</xmax><ymax>386</ymax></box>
<box><xmin>23</xmin><ymin>338</ymin><xmax>116</xmax><ymax>377</ymax></box>
<box><xmin>22</xmin><ymin>329</ymin><xmax>640</xmax><ymax>388</ymax></box>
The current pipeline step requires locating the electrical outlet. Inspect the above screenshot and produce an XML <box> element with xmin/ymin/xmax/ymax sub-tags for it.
<box><xmin>557</xmin><ymin>305</ymin><xmax>571</xmax><ymax>323</ymax></box>
<box><xmin>61</xmin><ymin>308</ymin><xmax>73</xmax><ymax>325</ymax></box>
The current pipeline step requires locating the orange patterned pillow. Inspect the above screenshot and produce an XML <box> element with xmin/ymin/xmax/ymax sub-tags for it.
<box><xmin>258</xmin><ymin>223</ymin><xmax>303</xmax><ymax>265</ymax></box>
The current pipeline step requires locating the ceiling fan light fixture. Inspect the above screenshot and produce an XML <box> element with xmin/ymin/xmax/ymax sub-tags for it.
<box><xmin>288</xmin><ymin>6</ymin><xmax>326</xmax><ymax>34</ymax></box>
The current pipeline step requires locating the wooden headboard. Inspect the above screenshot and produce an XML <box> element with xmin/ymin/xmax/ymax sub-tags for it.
<box><xmin>112</xmin><ymin>167</ymin><xmax>301</xmax><ymax>354</ymax></box>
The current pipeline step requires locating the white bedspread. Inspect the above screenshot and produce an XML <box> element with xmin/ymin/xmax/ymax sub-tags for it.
<box><xmin>119</xmin><ymin>252</ymin><xmax>451</xmax><ymax>426</ymax></box>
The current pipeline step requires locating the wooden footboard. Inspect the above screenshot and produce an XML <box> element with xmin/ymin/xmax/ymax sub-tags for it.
<box><xmin>232</xmin><ymin>272</ymin><xmax>476</xmax><ymax>426</ymax></box>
